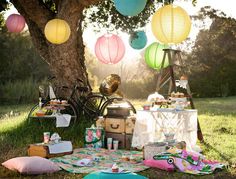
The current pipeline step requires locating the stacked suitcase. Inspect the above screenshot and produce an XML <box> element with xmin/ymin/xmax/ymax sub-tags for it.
<box><xmin>96</xmin><ymin>105</ymin><xmax>136</xmax><ymax>150</ymax></box>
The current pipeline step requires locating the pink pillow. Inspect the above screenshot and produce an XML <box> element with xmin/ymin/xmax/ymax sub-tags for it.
<box><xmin>143</xmin><ymin>159</ymin><xmax>175</xmax><ymax>172</ymax></box>
<box><xmin>2</xmin><ymin>156</ymin><xmax>60</xmax><ymax>174</ymax></box>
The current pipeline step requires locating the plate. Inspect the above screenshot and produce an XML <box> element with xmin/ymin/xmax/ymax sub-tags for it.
<box><xmin>101</xmin><ymin>168</ymin><xmax>131</xmax><ymax>174</ymax></box>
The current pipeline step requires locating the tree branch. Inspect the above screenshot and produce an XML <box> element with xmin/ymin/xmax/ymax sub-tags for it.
<box><xmin>10</xmin><ymin>0</ymin><xmax>54</xmax><ymax>30</ymax></box>
<box><xmin>79</xmin><ymin>0</ymin><xmax>102</xmax><ymax>7</ymax></box>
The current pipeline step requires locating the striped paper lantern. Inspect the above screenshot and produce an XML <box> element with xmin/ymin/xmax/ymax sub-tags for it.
<box><xmin>95</xmin><ymin>34</ymin><xmax>125</xmax><ymax>64</ymax></box>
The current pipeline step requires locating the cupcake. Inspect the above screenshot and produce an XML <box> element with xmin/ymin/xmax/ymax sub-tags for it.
<box><xmin>121</xmin><ymin>155</ymin><xmax>129</xmax><ymax>161</ymax></box>
<box><xmin>179</xmin><ymin>93</ymin><xmax>185</xmax><ymax>98</ymax></box>
<box><xmin>61</xmin><ymin>100</ymin><xmax>68</xmax><ymax>105</ymax></box>
<box><xmin>129</xmin><ymin>155</ymin><xmax>136</xmax><ymax>163</ymax></box>
<box><xmin>111</xmin><ymin>163</ymin><xmax>119</xmax><ymax>173</ymax></box>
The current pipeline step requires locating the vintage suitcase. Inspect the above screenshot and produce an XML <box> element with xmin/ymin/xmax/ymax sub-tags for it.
<box><xmin>106</xmin><ymin>106</ymin><xmax>130</xmax><ymax>118</ymax></box>
<box><xmin>105</xmin><ymin>118</ymin><xmax>125</xmax><ymax>133</ymax></box>
<box><xmin>125</xmin><ymin>116</ymin><xmax>136</xmax><ymax>134</ymax></box>
<box><xmin>28</xmin><ymin>143</ymin><xmax>73</xmax><ymax>158</ymax></box>
<box><xmin>105</xmin><ymin>132</ymin><xmax>126</xmax><ymax>149</ymax></box>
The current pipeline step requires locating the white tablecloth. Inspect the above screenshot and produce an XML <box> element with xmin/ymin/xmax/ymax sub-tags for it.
<box><xmin>47</xmin><ymin>141</ymin><xmax>73</xmax><ymax>154</ymax></box>
<box><xmin>132</xmin><ymin>109</ymin><xmax>198</xmax><ymax>151</ymax></box>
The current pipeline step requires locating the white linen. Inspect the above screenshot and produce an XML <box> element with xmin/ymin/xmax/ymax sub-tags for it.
<box><xmin>75</xmin><ymin>159</ymin><xmax>93</xmax><ymax>167</ymax></box>
<box><xmin>132</xmin><ymin>109</ymin><xmax>198</xmax><ymax>151</ymax></box>
<box><xmin>55</xmin><ymin>114</ymin><xmax>71</xmax><ymax>127</ymax></box>
<box><xmin>147</xmin><ymin>92</ymin><xmax>164</xmax><ymax>102</ymax></box>
<box><xmin>49</xmin><ymin>85</ymin><xmax>56</xmax><ymax>99</ymax></box>
<box><xmin>48</xmin><ymin>141</ymin><xmax>72</xmax><ymax>154</ymax></box>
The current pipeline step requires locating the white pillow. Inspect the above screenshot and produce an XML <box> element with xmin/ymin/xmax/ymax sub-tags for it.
<box><xmin>2</xmin><ymin>156</ymin><xmax>60</xmax><ymax>174</ymax></box>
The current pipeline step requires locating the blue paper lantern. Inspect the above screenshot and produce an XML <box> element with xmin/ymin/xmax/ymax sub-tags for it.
<box><xmin>129</xmin><ymin>31</ymin><xmax>147</xmax><ymax>50</ymax></box>
<box><xmin>114</xmin><ymin>0</ymin><xmax>147</xmax><ymax>16</ymax></box>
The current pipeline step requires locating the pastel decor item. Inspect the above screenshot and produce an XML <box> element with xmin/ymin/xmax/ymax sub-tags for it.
<box><xmin>2</xmin><ymin>156</ymin><xmax>60</xmax><ymax>174</ymax></box>
<box><xmin>129</xmin><ymin>31</ymin><xmax>147</xmax><ymax>50</ymax></box>
<box><xmin>6</xmin><ymin>14</ymin><xmax>25</xmax><ymax>33</ymax></box>
<box><xmin>84</xmin><ymin>125</ymin><xmax>105</xmax><ymax>148</ymax></box>
<box><xmin>151</xmin><ymin>5</ymin><xmax>191</xmax><ymax>44</ymax></box>
<box><xmin>95</xmin><ymin>34</ymin><xmax>125</xmax><ymax>64</ymax></box>
<box><xmin>145</xmin><ymin>42</ymin><xmax>169</xmax><ymax>70</ymax></box>
<box><xmin>44</xmin><ymin>19</ymin><xmax>71</xmax><ymax>44</ymax></box>
<box><xmin>114</xmin><ymin>0</ymin><xmax>147</xmax><ymax>17</ymax></box>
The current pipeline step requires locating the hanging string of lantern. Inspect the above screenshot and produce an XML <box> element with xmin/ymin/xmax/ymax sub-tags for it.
<box><xmin>151</xmin><ymin>4</ymin><xmax>191</xmax><ymax>44</ymax></box>
<box><xmin>95</xmin><ymin>34</ymin><xmax>125</xmax><ymax>64</ymax></box>
<box><xmin>129</xmin><ymin>31</ymin><xmax>147</xmax><ymax>50</ymax></box>
<box><xmin>145</xmin><ymin>42</ymin><xmax>169</xmax><ymax>70</ymax></box>
<box><xmin>6</xmin><ymin>14</ymin><xmax>25</xmax><ymax>33</ymax></box>
<box><xmin>44</xmin><ymin>19</ymin><xmax>71</xmax><ymax>44</ymax></box>
<box><xmin>113</xmin><ymin>0</ymin><xmax>147</xmax><ymax>17</ymax></box>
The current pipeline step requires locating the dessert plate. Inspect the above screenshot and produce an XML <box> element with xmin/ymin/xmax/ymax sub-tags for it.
<box><xmin>101</xmin><ymin>168</ymin><xmax>130</xmax><ymax>174</ymax></box>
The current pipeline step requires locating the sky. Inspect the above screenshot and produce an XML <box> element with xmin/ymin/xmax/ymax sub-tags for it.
<box><xmin>3</xmin><ymin>0</ymin><xmax>236</xmax><ymax>62</ymax></box>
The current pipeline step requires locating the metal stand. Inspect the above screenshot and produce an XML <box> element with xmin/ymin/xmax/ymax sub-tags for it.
<box><xmin>156</xmin><ymin>48</ymin><xmax>204</xmax><ymax>142</ymax></box>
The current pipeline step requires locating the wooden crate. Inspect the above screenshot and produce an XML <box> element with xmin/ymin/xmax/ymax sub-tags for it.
<box><xmin>28</xmin><ymin>144</ymin><xmax>72</xmax><ymax>158</ymax></box>
<box><xmin>105</xmin><ymin>132</ymin><xmax>126</xmax><ymax>149</ymax></box>
<box><xmin>105</xmin><ymin>132</ymin><xmax>133</xmax><ymax>150</ymax></box>
<box><xmin>125</xmin><ymin>134</ymin><xmax>133</xmax><ymax>150</ymax></box>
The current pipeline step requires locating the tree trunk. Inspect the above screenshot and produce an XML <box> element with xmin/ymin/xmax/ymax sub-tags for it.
<box><xmin>10</xmin><ymin>0</ymin><xmax>101</xmax><ymax>96</ymax></box>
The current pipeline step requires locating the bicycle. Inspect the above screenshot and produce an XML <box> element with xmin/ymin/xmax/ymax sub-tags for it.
<box><xmin>28</xmin><ymin>76</ymin><xmax>136</xmax><ymax>125</ymax></box>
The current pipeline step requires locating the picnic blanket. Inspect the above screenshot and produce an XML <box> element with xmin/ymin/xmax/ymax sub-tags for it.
<box><xmin>152</xmin><ymin>149</ymin><xmax>225</xmax><ymax>175</ymax></box>
<box><xmin>50</xmin><ymin>148</ymin><xmax>149</xmax><ymax>174</ymax></box>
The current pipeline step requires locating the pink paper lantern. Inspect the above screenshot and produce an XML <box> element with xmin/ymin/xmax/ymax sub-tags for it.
<box><xmin>6</xmin><ymin>14</ymin><xmax>26</xmax><ymax>33</ymax></box>
<box><xmin>95</xmin><ymin>34</ymin><xmax>125</xmax><ymax>64</ymax></box>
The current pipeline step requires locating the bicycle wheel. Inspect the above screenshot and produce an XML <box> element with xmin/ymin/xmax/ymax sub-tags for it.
<box><xmin>100</xmin><ymin>97</ymin><xmax>136</xmax><ymax>116</ymax></box>
<box><xmin>60</xmin><ymin>100</ymin><xmax>78</xmax><ymax>125</ymax></box>
<box><xmin>83</xmin><ymin>94</ymin><xmax>106</xmax><ymax>120</ymax></box>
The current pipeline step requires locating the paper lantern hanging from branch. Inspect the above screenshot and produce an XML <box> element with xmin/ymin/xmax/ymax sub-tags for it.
<box><xmin>95</xmin><ymin>34</ymin><xmax>125</xmax><ymax>64</ymax></box>
<box><xmin>44</xmin><ymin>19</ymin><xmax>71</xmax><ymax>44</ymax></box>
<box><xmin>129</xmin><ymin>31</ymin><xmax>147</xmax><ymax>50</ymax></box>
<box><xmin>114</xmin><ymin>0</ymin><xmax>147</xmax><ymax>16</ymax></box>
<box><xmin>151</xmin><ymin>5</ymin><xmax>191</xmax><ymax>44</ymax></box>
<box><xmin>6</xmin><ymin>14</ymin><xmax>25</xmax><ymax>33</ymax></box>
<box><xmin>145</xmin><ymin>42</ymin><xmax>169</xmax><ymax>70</ymax></box>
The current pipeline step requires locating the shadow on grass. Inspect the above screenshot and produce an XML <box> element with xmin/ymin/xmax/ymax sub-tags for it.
<box><xmin>0</xmin><ymin>113</ymin><xmax>93</xmax><ymax>178</ymax></box>
<box><xmin>202</xmin><ymin>141</ymin><xmax>232</xmax><ymax>165</ymax></box>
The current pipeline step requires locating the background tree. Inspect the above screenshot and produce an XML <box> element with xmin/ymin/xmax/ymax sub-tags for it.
<box><xmin>186</xmin><ymin>7</ymin><xmax>236</xmax><ymax>97</ymax></box>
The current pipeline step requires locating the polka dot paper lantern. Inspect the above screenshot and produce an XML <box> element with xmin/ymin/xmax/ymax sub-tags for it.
<box><xmin>145</xmin><ymin>42</ymin><xmax>169</xmax><ymax>70</ymax></box>
<box><xmin>114</xmin><ymin>0</ymin><xmax>147</xmax><ymax>16</ymax></box>
<box><xmin>151</xmin><ymin>5</ymin><xmax>191</xmax><ymax>44</ymax></box>
<box><xmin>6</xmin><ymin>14</ymin><xmax>25</xmax><ymax>33</ymax></box>
<box><xmin>95</xmin><ymin>34</ymin><xmax>125</xmax><ymax>64</ymax></box>
<box><xmin>44</xmin><ymin>19</ymin><xmax>71</xmax><ymax>44</ymax></box>
<box><xmin>129</xmin><ymin>31</ymin><xmax>147</xmax><ymax>50</ymax></box>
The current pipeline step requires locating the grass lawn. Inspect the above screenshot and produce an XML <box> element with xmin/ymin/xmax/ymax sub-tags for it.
<box><xmin>0</xmin><ymin>97</ymin><xmax>236</xmax><ymax>178</ymax></box>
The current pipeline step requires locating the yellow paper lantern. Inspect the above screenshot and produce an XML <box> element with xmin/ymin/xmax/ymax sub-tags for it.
<box><xmin>151</xmin><ymin>5</ymin><xmax>191</xmax><ymax>44</ymax></box>
<box><xmin>44</xmin><ymin>19</ymin><xmax>71</xmax><ymax>44</ymax></box>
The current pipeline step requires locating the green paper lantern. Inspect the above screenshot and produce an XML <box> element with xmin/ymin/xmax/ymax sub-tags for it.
<box><xmin>145</xmin><ymin>42</ymin><xmax>169</xmax><ymax>70</ymax></box>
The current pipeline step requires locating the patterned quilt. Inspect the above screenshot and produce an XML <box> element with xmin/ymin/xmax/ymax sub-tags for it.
<box><xmin>50</xmin><ymin>148</ymin><xmax>149</xmax><ymax>174</ymax></box>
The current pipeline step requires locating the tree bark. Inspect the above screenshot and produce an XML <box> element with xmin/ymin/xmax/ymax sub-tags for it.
<box><xmin>10</xmin><ymin>0</ymin><xmax>101</xmax><ymax>96</ymax></box>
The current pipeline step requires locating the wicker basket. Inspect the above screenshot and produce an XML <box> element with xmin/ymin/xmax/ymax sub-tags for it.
<box><xmin>144</xmin><ymin>142</ymin><xmax>167</xmax><ymax>160</ymax></box>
